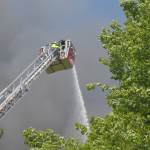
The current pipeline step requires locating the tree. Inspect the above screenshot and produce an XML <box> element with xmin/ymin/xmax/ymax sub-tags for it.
<box><xmin>22</xmin><ymin>127</ymin><xmax>83</xmax><ymax>150</ymax></box>
<box><xmin>84</xmin><ymin>0</ymin><xmax>150</xmax><ymax>149</ymax></box>
<box><xmin>22</xmin><ymin>0</ymin><xmax>150</xmax><ymax>149</ymax></box>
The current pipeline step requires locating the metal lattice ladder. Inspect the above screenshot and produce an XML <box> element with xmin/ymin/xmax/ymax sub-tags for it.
<box><xmin>0</xmin><ymin>44</ymin><xmax>56</xmax><ymax>120</ymax></box>
<box><xmin>0</xmin><ymin>39</ymin><xmax>76</xmax><ymax>121</ymax></box>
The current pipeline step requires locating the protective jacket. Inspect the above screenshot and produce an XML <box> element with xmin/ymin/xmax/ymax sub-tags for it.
<box><xmin>51</xmin><ymin>42</ymin><xmax>61</xmax><ymax>50</ymax></box>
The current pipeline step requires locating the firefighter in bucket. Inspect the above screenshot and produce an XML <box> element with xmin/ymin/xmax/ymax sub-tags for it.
<box><xmin>51</xmin><ymin>40</ymin><xmax>65</xmax><ymax>59</ymax></box>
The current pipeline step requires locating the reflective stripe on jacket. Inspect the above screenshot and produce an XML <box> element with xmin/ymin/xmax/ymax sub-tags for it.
<box><xmin>51</xmin><ymin>42</ymin><xmax>61</xmax><ymax>50</ymax></box>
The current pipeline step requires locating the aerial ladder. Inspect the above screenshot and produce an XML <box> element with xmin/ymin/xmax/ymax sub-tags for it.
<box><xmin>0</xmin><ymin>40</ymin><xmax>76</xmax><ymax>120</ymax></box>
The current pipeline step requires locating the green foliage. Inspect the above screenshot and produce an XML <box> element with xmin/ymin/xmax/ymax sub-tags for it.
<box><xmin>0</xmin><ymin>127</ymin><xmax>4</xmax><ymax>139</ymax></box>
<box><xmin>22</xmin><ymin>127</ymin><xmax>83</xmax><ymax>150</ymax></box>
<box><xmin>85</xmin><ymin>0</ymin><xmax>150</xmax><ymax>149</ymax></box>
<box><xmin>22</xmin><ymin>127</ymin><xmax>65</xmax><ymax>149</ymax></box>
<box><xmin>22</xmin><ymin>0</ymin><xmax>150</xmax><ymax>149</ymax></box>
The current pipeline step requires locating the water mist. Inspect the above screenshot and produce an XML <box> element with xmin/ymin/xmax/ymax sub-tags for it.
<box><xmin>72</xmin><ymin>66</ymin><xmax>89</xmax><ymax>143</ymax></box>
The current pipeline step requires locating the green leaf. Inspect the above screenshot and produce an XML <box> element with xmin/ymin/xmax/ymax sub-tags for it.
<box><xmin>99</xmin><ymin>57</ymin><xmax>103</xmax><ymax>61</ymax></box>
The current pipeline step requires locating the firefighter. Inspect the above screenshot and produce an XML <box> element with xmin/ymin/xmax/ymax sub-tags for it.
<box><xmin>60</xmin><ymin>39</ymin><xmax>65</xmax><ymax>58</ymax></box>
<box><xmin>51</xmin><ymin>41</ymin><xmax>61</xmax><ymax>59</ymax></box>
<box><xmin>60</xmin><ymin>39</ymin><xmax>65</xmax><ymax>50</ymax></box>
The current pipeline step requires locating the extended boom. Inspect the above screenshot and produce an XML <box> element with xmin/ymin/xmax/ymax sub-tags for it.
<box><xmin>0</xmin><ymin>40</ymin><xmax>76</xmax><ymax>120</ymax></box>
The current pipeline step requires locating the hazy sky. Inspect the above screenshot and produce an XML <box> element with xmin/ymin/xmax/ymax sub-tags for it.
<box><xmin>0</xmin><ymin>0</ymin><xmax>137</xmax><ymax>149</ymax></box>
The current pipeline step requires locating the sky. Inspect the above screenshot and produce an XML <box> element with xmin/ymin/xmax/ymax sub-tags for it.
<box><xmin>0</xmin><ymin>0</ymin><xmax>137</xmax><ymax>149</ymax></box>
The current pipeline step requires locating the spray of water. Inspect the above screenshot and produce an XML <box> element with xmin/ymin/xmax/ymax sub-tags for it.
<box><xmin>72</xmin><ymin>66</ymin><xmax>89</xmax><ymax>142</ymax></box>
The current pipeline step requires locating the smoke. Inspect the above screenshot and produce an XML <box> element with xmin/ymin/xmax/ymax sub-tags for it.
<box><xmin>0</xmin><ymin>1</ymin><xmax>120</xmax><ymax>149</ymax></box>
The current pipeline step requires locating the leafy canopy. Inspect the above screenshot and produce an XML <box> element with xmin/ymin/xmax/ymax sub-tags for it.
<box><xmin>22</xmin><ymin>0</ymin><xmax>150</xmax><ymax>149</ymax></box>
<box><xmin>86</xmin><ymin>0</ymin><xmax>150</xmax><ymax>149</ymax></box>
<box><xmin>22</xmin><ymin>127</ymin><xmax>83</xmax><ymax>150</ymax></box>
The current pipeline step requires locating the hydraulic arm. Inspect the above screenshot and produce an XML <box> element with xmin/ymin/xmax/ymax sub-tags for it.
<box><xmin>0</xmin><ymin>40</ymin><xmax>76</xmax><ymax>120</ymax></box>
